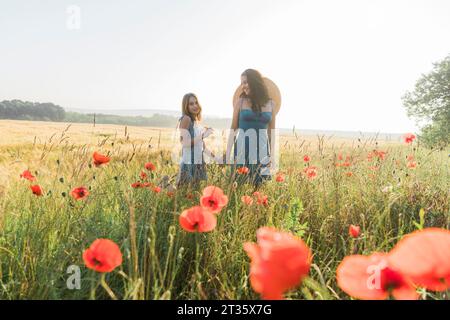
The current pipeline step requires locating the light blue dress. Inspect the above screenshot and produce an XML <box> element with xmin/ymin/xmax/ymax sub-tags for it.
<box><xmin>233</xmin><ymin>99</ymin><xmax>273</xmax><ymax>186</ymax></box>
<box><xmin>177</xmin><ymin>117</ymin><xmax>207</xmax><ymax>186</ymax></box>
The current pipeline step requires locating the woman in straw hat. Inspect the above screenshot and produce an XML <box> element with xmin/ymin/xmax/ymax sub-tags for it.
<box><xmin>225</xmin><ymin>69</ymin><xmax>281</xmax><ymax>187</ymax></box>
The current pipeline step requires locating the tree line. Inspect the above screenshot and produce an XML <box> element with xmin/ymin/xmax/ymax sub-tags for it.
<box><xmin>0</xmin><ymin>100</ymin><xmax>65</xmax><ymax>121</ymax></box>
<box><xmin>0</xmin><ymin>100</ymin><xmax>230</xmax><ymax>129</ymax></box>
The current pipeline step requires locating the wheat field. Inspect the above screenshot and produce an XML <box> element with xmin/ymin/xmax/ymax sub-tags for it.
<box><xmin>0</xmin><ymin>119</ymin><xmax>448</xmax><ymax>300</ymax></box>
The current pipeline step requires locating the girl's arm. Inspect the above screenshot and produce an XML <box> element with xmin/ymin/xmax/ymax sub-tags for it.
<box><xmin>179</xmin><ymin>116</ymin><xmax>203</xmax><ymax>147</ymax></box>
<box><xmin>225</xmin><ymin>98</ymin><xmax>241</xmax><ymax>163</ymax></box>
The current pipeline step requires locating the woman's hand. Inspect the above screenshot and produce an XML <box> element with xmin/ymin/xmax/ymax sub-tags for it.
<box><xmin>202</xmin><ymin>127</ymin><xmax>214</xmax><ymax>139</ymax></box>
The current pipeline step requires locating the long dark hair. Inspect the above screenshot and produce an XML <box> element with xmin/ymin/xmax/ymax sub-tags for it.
<box><xmin>241</xmin><ymin>69</ymin><xmax>270</xmax><ymax>112</ymax></box>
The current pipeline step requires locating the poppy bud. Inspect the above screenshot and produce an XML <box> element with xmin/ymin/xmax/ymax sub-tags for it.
<box><xmin>59</xmin><ymin>177</ymin><xmax>64</xmax><ymax>183</ymax></box>
<box><xmin>349</xmin><ymin>225</ymin><xmax>360</xmax><ymax>238</ymax></box>
<box><xmin>62</xmin><ymin>192</ymin><xmax>67</xmax><ymax>197</ymax></box>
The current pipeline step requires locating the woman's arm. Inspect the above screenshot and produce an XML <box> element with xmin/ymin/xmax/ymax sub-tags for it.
<box><xmin>179</xmin><ymin>116</ymin><xmax>203</xmax><ymax>147</ymax></box>
<box><xmin>225</xmin><ymin>98</ymin><xmax>241</xmax><ymax>163</ymax></box>
<box><xmin>268</xmin><ymin>101</ymin><xmax>276</xmax><ymax>167</ymax></box>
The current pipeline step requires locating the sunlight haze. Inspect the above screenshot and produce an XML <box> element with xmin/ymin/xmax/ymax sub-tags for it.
<box><xmin>1</xmin><ymin>0</ymin><xmax>449</xmax><ymax>133</ymax></box>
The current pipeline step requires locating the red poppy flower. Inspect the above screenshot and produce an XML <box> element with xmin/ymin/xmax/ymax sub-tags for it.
<box><xmin>179</xmin><ymin>206</ymin><xmax>217</xmax><ymax>233</ymax></box>
<box><xmin>140</xmin><ymin>171</ymin><xmax>148</xmax><ymax>180</ymax></box>
<box><xmin>186</xmin><ymin>193</ymin><xmax>194</xmax><ymax>200</ymax></box>
<box><xmin>407</xmin><ymin>155</ymin><xmax>414</xmax><ymax>161</ymax></box>
<box><xmin>153</xmin><ymin>186</ymin><xmax>161</xmax><ymax>193</ymax></box>
<box><xmin>200</xmin><ymin>186</ymin><xmax>228</xmax><ymax>214</ymax></box>
<box><xmin>20</xmin><ymin>170</ymin><xmax>36</xmax><ymax>181</ymax></box>
<box><xmin>407</xmin><ymin>161</ymin><xmax>417</xmax><ymax>169</ymax></box>
<box><xmin>338</xmin><ymin>154</ymin><xmax>344</xmax><ymax>161</ymax></box>
<box><xmin>404</xmin><ymin>133</ymin><xmax>416</xmax><ymax>144</ymax></box>
<box><xmin>71</xmin><ymin>187</ymin><xmax>89</xmax><ymax>200</ymax></box>
<box><xmin>93</xmin><ymin>152</ymin><xmax>110</xmax><ymax>167</ymax></box>
<box><xmin>241</xmin><ymin>195</ymin><xmax>253</xmax><ymax>206</ymax></box>
<box><xmin>349</xmin><ymin>225</ymin><xmax>360</xmax><ymax>238</ymax></box>
<box><xmin>253</xmin><ymin>191</ymin><xmax>261</xmax><ymax>198</ymax></box>
<box><xmin>145</xmin><ymin>162</ymin><xmax>156</xmax><ymax>171</ymax></box>
<box><xmin>336</xmin><ymin>253</ymin><xmax>418</xmax><ymax>300</ymax></box>
<box><xmin>345</xmin><ymin>171</ymin><xmax>353</xmax><ymax>177</ymax></box>
<box><xmin>388</xmin><ymin>228</ymin><xmax>450</xmax><ymax>292</ymax></box>
<box><xmin>30</xmin><ymin>185</ymin><xmax>43</xmax><ymax>196</ymax></box>
<box><xmin>275</xmin><ymin>173</ymin><xmax>285</xmax><ymax>182</ymax></box>
<box><xmin>374</xmin><ymin>150</ymin><xmax>387</xmax><ymax>160</ymax></box>
<box><xmin>83</xmin><ymin>239</ymin><xmax>123</xmax><ymax>273</ymax></box>
<box><xmin>303</xmin><ymin>166</ymin><xmax>318</xmax><ymax>180</ymax></box>
<box><xmin>167</xmin><ymin>191</ymin><xmax>175</xmax><ymax>198</ymax></box>
<box><xmin>257</xmin><ymin>195</ymin><xmax>269</xmax><ymax>206</ymax></box>
<box><xmin>252</xmin><ymin>191</ymin><xmax>268</xmax><ymax>206</ymax></box>
<box><xmin>131</xmin><ymin>182</ymin><xmax>143</xmax><ymax>188</ymax></box>
<box><xmin>237</xmin><ymin>166</ymin><xmax>250</xmax><ymax>175</ymax></box>
<box><xmin>244</xmin><ymin>227</ymin><xmax>311</xmax><ymax>300</ymax></box>
<box><xmin>303</xmin><ymin>155</ymin><xmax>310</xmax><ymax>162</ymax></box>
<box><xmin>339</xmin><ymin>161</ymin><xmax>351</xmax><ymax>167</ymax></box>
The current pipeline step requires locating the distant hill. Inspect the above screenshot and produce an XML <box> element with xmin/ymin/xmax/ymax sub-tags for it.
<box><xmin>66</xmin><ymin>107</ymin><xmax>181</xmax><ymax>118</ymax></box>
<box><xmin>1</xmin><ymin>100</ymin><xmax>403</xmax><ymax>140</ymax></box>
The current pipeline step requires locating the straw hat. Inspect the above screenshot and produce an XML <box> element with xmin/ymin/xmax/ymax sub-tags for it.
<box><xmin>233</xmin><ymin>77</ymin><xmax>282</xmax><ymax>115</ymax></box>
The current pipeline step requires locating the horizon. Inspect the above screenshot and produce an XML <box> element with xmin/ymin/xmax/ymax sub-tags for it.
<box><xmin>2</xmin><ymin>0</ymin><xmax>450</xmax><ymax>134</ymax></box>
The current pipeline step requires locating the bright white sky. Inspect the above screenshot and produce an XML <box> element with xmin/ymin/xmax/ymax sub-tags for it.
<box><xmin>1</xmin><ymin>0</ymin><xmax>449</xmax><ymax>133</ymax></box>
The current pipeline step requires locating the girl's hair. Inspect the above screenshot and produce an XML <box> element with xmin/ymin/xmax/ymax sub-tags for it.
<box><xmin>181</xmin><ymin>93</ymin><xmax>202</xmax><ymax>121</ymax></box>
<box><xmin>241</xmin><ymin>69</ymin><xmax>270</xmax><ymax>112</ymax></box>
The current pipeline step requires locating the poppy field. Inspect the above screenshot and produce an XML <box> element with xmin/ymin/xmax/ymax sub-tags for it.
<box><xmin>0</xmin><ymin>121</ymin><xmax>449</xmax><ymax>300</ymax></box>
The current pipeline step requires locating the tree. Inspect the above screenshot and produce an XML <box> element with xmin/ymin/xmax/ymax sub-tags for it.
<box><xmin>402</xmin><ymin>55</ymin><xmax>450</xmax><ymax>147</ymax></box>
<box><xmin>0</xmin><ymin>100</ymin><xmax>65</xmax><ymax>121</ymax></box>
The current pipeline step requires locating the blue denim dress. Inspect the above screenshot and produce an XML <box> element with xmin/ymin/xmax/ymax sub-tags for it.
<box><xmin>233</xmin><ymin>99</ymin><xmax>273</xmax><ymax>186</ymax></box>
<box><xmin>177</xmin><ymin>117</ymin><xmax>207</xmax><ymax>186</ymax></box>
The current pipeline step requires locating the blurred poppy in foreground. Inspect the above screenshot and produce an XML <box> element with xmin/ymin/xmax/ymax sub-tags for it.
<box><xmin>200</xmin><ymin>186</ymin><xmax>228</xmax><ymax>214</ymax></box>
<box><xmin>244</xmin><ymin>227</ymin><xmax>311</xmax><ymax>300</ymax></box>
<box><xmin>388</xmin><ymin>228</ymin><xmax>450</xmax><ymax>292</ymax></box>
<box><xmin>179</xmin><ymin>206</ymin><xmax>217</xmax><ymax>233</ymax></box>
<box><xmin>93</xmin><ymin>152</ymin><xmax>110</xmax><ymax>167</ymax></box>
<box><xmin>337</xmin><ymin>228</ymin><xmax>450</xmax><ymax>299</ymax></box>
<box><xmin>337</xmin><ymin>253</ymin><xmax>418</xmax><ymax>300</ymax></box>
<box><xmin>83</xmin><ymin>239</ymin><xmax>123</xmax><ymax>273</ymax></box>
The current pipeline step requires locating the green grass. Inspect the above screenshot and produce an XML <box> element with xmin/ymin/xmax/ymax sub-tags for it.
<box><xmin>0</xmin><ymin>139</ymin><xmax>448</xmax><ymax>300</ymax></box>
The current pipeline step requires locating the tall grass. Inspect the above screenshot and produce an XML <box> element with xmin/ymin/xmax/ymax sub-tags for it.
<box><xmin>0</xmin><ymin>130</ymin><xmax>448</xmax><ymax>300</ymax></box>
